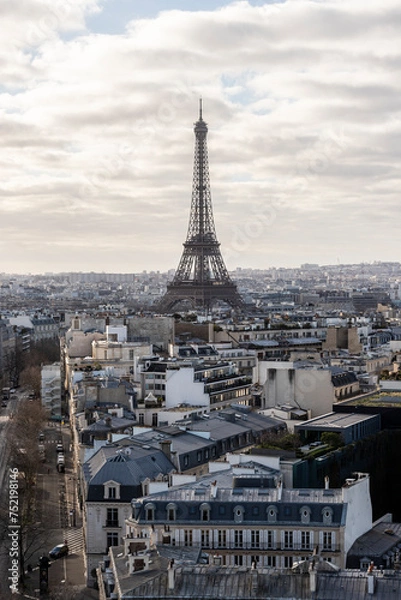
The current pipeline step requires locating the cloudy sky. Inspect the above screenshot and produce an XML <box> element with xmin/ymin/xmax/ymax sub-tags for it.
<box><xmin>1</xmin><ymin>0</ymin><xmax>400</xmax><ymax>274</ymax></box>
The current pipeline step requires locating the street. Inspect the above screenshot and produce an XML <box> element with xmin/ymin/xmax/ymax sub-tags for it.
<box><xmin>0</xmin><ymin>391</ymin><xmax>94</xmax><ymax>598</ymax></box>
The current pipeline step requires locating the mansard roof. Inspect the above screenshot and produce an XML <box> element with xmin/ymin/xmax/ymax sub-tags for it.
<box><xmin>84</xmin><ymin>444</ymin><xmax>175</xmax><ymax>502</ymax></box>
<box><xmin>133</xmin><ymin>468</ymin><xmax>345</xmax><ymax>527</ymax></box>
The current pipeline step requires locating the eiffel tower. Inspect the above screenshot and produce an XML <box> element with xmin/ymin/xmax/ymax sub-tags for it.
<box><xmin>158</xmin><ymin>101</ymin><xmax>244</xmax><ymax>312</ymax></box>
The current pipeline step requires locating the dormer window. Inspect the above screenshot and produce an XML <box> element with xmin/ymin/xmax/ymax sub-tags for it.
<box><xmin>300</xmin><ymin>506</ymin><xmax>311</xmax><ymax>524</ymax></box>
<box><xmin>234</xmin><ymin>505</ymin><xmax>244</xmax><ymax>523</ymax></box>
<box><xmin>145</xmin><ymin>503</ymin><xmax>155</xmax><ymax>521</ymax></box>
<box><xmin>104</xmin><ymin>481</ymin><xmax>120</xmax><ymax>500</ymax></box>
<box><xmin>200</xmin><ymin>503</ymin><xmax>211</xmax><ymax>522</ymax></box>
<box><xmin>267</xmin><ymin>505</ymin><xmax>278</xmax><ymax>523</ymax></box>
<box><xmin>167</xmin><ymin>503</ymin><xmax>177</xmax><ymax>521</ymax></box>
<box><xmin>322</xmin><ymin>506</ymin><xmax>333</xmax><ymax>525</ymax></box>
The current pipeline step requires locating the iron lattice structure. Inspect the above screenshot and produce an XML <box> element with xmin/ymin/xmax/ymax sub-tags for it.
<box><xmin>158</xmin><ymin>102</ymin><xmax>244</xmax><ymax>312</ymax></box>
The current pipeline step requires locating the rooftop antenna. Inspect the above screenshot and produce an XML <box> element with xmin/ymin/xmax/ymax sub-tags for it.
<box><xmin>199</xmin><ymin>97</ymin><xmax>203</xmax><ymax>120</ymax></box>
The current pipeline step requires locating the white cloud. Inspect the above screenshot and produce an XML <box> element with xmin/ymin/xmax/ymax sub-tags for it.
<box><xmin>1</xmin><ymin>0</ymin><xmax>401</xmax><ymax>273</ymax></box>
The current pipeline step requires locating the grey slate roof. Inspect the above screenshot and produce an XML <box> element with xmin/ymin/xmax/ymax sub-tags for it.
<box><xmin>348</xmin><ymin>521</ymin><xmax>401</xmax><ymax>562</ymax></box>
<box><xmin>110</xmin><ymin>559</ymin><xmax>401</xmax><ymax>600</ymax></box>
<box><xmin>82</xmin><ymin>415</ymin><xmax>135</xmax><ymax>432</ymax></box>
<box><xmin>84</xmin><ymin>444</ymin><xmax>175</xmax><ymax>502</ymax></box>
<box><xmin>133</xmin><ymin>467</ymin><xmax>345</xmax><ymax>527</ymax></box>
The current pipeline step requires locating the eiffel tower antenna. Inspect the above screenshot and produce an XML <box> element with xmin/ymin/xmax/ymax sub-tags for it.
<box><xmin>158</xmin><ymin>101</ymin><xmax>244</xmax><ymax>312</ymax></box>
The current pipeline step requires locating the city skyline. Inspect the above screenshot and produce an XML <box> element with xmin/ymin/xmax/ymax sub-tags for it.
<box><xmin>1</xmin><ymin>0</ymin><xmax>400</xmax><ymax>274</ymax></box>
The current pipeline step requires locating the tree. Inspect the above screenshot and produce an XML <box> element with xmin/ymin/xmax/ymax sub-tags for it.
<box><xmin>2</xmin><ymin>344</ymin><xmax>25</xmax><ymax>388</ymax></box>
<box><xmin>1</xmin><ymin>399</ymin><xmax>48</xmax><ymax>584</ymax></box>
<box><xmin>259</xmin><ymin>429</ymin><xmax>301</xmax><ymax>452</ymax></box>
<box><xmin>321</xmin><ymin>431</ymin><xmax>343</xmax><ymax>449</ymax></box>
<box><xmin>20</xmin><ymin>365</ymin><xmax>42</xmax><ymax>397</ymax></box>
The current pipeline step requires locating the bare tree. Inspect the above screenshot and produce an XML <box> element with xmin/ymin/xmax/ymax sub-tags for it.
<box><xmin>2</xmin><ymin>344</ymin><xmax>25</xmax><ymax>388</ymax></box>
<box><xmin>3</xmin><ymin>399</ymin><xmax>48</xmax><ymax>584</ymax></box>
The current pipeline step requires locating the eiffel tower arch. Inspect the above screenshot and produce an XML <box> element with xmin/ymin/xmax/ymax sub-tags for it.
<box><xmin>158</xmin><ymin>101</ymin><xmax>244</xmax><ymax>312</ymax></box>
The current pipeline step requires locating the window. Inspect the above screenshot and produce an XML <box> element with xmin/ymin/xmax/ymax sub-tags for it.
<box><xmin>251</xmin><ymin>530</ymin><xmax>260</xmax><ymax>548</ymax></box>
<box><xmin>167</xmin><ymin>503</ymin><xmax>176</xmax><ymax>521</ymax></box>
<box><xmin>184</xmin><ymin>455</ymin><xmax>189</xmax><ymax>467</ymax></box>
<box><xmin>184</xmin><ymin>529</ymin><xmax>193</xmax><ymax>546</ymax></box>
<box><xmin>129</xmin><ymin>349</ymin><xmax>134</xmax><ymax>360</ymax></box>
<box><xmin>234</xmin><ymin>530</ymin><xmax>243</xmax><ymax>548</ymax></box>
<box><xmin>218</xmin><ymin>530</ymin><xmax>227</xmax><ymax>548</ymax></box>
<box><xmin>266</xmin><ymin>555</ymin><xmax>276</xmax><ymax>567</ymax></box>
<box><xmin>234</xmin><ymin>505</ymin><xmax>244</xmax><ymax>523</ymax></box>
<box><xmin>267</xmin><ymin>505</ymin><xmax>277</xmax><ymax>523</ymax></box>
<box><xmin>200</xmin><ymin>503</ymin><xmax>210</xmax><ymax>522</ymax></box>
<box><xmin>145</xmin><ymin>504</ymin><xmax>155</xmax><ymax>521</ymax></box>
<box><xmin>197</xmin><ymin>451</ymin><xmax>202</xmax><ymax>462</ymax></box>
<box><xmin>138</xmin><ymin>413</ymin><xmax>144</xmax><ymax>425</ymax></box>
<box><xmin>323</xmin><ymin>531</ymin><xmax>333</xmax><ymax>550</ymax></box>
<box><xmin>234</xmin><ymin>555</ymin><xmax>243</xmax><ymax>566</ymax></box>
<box><xmin>322</xmin><ymin>507</ymin><xmax>333</xmax><ymax>525</ymax></box>
<box><xmin>152</xmin><ymin>413</ymin><xmax>158</xmax><ymax>426</ymax></box>
<box><xmin>106</xmin><ymin>508</ymin><xmax>119</xmax><ymax>527</ymax></box>
<box><xmin>201</xmin><ymin>530</ymin><xmax>210</xmax><ymax>547</ymax></box>
<box><xmin>301</xmin><ymin>531</ymin><xmax>311</xmax><ymax>550</ymax></box>
<box><xmin>300</xmin><ymin>506</ymin><xmax>311</xmax><ymax>524</ymax></box>
<box><xmin>283</xmin><ymin>531</ymin><xmax>293</xmax><ymax>549</ymax></box>
<box><xmin>104</xmin><ymin>483</ymin><xmax>120</xmax><ymax>500</ymax></box>
<box><xmin>107</xmin><ymin>532</ymin><xmax>119</xmax><ymax>549</ymax></box>
<box><xmin>284</xmin><ymin>556</ymin><xmax>293</xmax><ymax>568</ymax></box>
<box><xmin>267</xmin><ymin>530</ymin><xmax>274</xmax><ymax>549</ymax></box>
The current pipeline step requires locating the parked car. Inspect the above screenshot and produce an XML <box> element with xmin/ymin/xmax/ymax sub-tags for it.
<box><xmin>49</xmin><ymin>543</ymin><xmax>69</xmax><ymax>559</ymax></box>
<box><xmin>56</xmin><ymin>442</ymin><xmax>63</xmax><ymax>453</ymax></box>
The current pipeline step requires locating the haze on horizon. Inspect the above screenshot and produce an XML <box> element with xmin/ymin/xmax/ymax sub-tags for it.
<box><xmin>1</xmin><ymin>0</ymin><xmax>400</xmax><ymax>275</ymax></box>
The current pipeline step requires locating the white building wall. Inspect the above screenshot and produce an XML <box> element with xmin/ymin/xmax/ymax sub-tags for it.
<box><xmin>86</xmin><ymin>501</ymin><xmax>131</xmax><ymax>584</ymax></box>
<box><xmin>342</xmin><ymin>474</ymin><xmax>372</xmax><ymax>558</ymax></box>
<box><xmin>380</xmin><ymin>380</ymin><xmax>401</xmax><ymax>391</ymax></box>
<box><xmin>41</xmin><ymin>363</ymin><xmax>61</xmax><ymax>414</ymax></box>
<box><xmin>258</xmin><ymin>361</ymin><xmax>334</xmax><ymax>418</ymax></box>
<box><xmin>165</xmin><ymin>368</ymin><xmax>210</xmax><ymax>409</ymax></box>
<box><xmin>106</xmin><ymin>325</ymin><xmax>127</xmax><ymax>342</ymax></box>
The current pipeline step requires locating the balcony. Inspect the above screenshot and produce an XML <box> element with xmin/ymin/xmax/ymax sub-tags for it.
<box><xmin>104</xmin><ymin>521</ymin><xmax>120</xmax><ymax>528</ymax></box>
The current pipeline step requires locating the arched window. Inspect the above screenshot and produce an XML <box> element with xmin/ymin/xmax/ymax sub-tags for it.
<box><xmin>300</xmin><ymin>506</ymin><xmax>311</xmax><ymax>524</ymax></box>
<box><xmin>234</xmin><ymin>505</ymin><xmax>244</xmax><ymax>523</ymax></box>
<box><xmin>322</xmin><ymin>506</ymin><xmax>333</xmax><ymax>525</ymax></box>
<box><xmin>166</xmin><ymin>503</ymin><xmax>177</xmax><ymax>521</ymax></box>
<box><xmin>267</xmin><ymin>505</ymin><xmax>278</xmax><ymax>523</ymax></box>
<box><xmin>145</xmin><ymin>503</ymin><xmax>155</xmax><ymax>521</ymax></box>
<box><xmin>200</xmin><ymin>503</ymin><xmax>211</xmax><ymax>522</ymax></box>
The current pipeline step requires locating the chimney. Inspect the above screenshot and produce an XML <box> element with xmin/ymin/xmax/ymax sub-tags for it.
<box><xmin>160</xmin><ymin>439</ymin><xmax>172</xmax><ymax>461</ymax></box>
<box><xmin>210</xmin><ymin>481</ymin><xmax>217</xmax><ymax>498</ymax></box>
<box><xmin>324</xmin><ymin>476</ymin><xmax>330</xmax><ymax>490</ymax></box>
<box><xmin>367</xmin><ymin>574</ymin><xmax>375</xmax><ymax>594</ymax></box>
<box><xmin>277</xmin><ymin>479</ymin><xmax>283</xmax><ymax>501</ymax></box>
<box><xmin>168</xmin><ymin>559</ymin><xmax>175</xmax><ymax>590</ymax></box>
<box><xmin>367</xmin><ymin>562</ymin><xmax>375</xmax><ymax>594</ymax></box>
<box><xmin>309</xmin><ymin>561</ymin><xmax>317</xmax><ymax>593</ymax></box>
